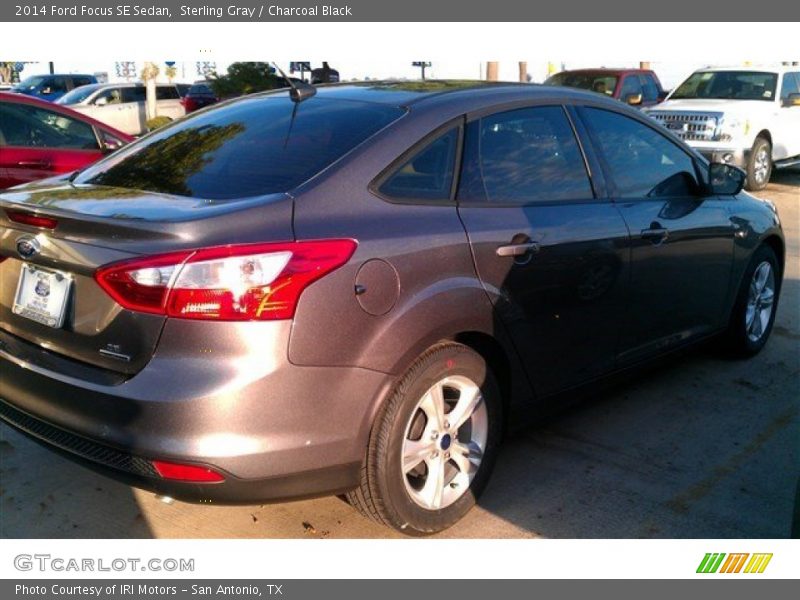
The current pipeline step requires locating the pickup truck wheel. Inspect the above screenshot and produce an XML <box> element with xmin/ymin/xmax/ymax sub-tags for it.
<box><xmin>745</xmin><ymin>137</ymin><xmax>772</xmax><ymax>191</ymax></box>
<box><xmin>346</xmin><ymin>343</ymin><xmax>502</xmax><ymax>535</ymax></box>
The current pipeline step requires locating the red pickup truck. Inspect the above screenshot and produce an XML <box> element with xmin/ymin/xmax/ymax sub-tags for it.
<box><xmin>545</xmin><ymin>68</ymin><xmax>668</xmax><ymax>107</ymax></box>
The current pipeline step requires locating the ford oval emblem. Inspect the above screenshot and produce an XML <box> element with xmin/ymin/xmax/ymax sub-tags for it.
<box><xmin>16</xmin><ymin>236</ymin><xmax>41</xmax><ymax>260</ymax></box>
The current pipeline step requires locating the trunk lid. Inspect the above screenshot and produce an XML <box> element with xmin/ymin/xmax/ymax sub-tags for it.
<box><xmin>0</xmin><ymin>182</ymin><xmax>294</xmax><ymax>375</ymax></box>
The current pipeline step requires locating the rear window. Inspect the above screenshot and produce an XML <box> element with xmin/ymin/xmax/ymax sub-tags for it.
<box><xmin>189</xmin><ymin>83</ymin><xmax>214</xmax><ymax>95</ymax></box>
<box><xmin>77</xmin><ymin>94</ymin><xmax>405</xmax><ymax>199</ymax></box>
<box><xmin>546</xmin><ymin>72</ymin><xmax>618</xmax><ymax>96</ymax></box>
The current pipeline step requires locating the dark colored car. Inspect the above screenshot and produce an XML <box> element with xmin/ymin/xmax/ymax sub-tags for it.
<box><xmin>0</xmin><ymin>92</ymin><xmax>134</xmax><ymax>189</ymax></box>
<box><xmin>180</xmin><ymin>81</ymin><xmax>219</xmax><ymax>113</ymax></box>
<box><xmin>545</xmin><ymin>68</ymin><xmax>668</xmax><ymax>107</ymax></box>
<box><xmin>0</xmin><ymin>82</ymin><xmax>784</xmax><ymax>535</ymax></box>
<box><xmin>11</xmin><ymin>74</ymin><xmax>98</xmax><ymax>102</ymax></box>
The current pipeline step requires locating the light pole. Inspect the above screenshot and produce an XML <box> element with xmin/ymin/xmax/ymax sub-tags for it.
<box><xmin>412</xmin><ymin>61</ymin><xmax>432</xmax><ymax>80</ymax></box>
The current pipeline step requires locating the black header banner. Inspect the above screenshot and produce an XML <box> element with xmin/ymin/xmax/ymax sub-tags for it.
<box><xmin>3</xmin><ymin>0</ymin><xmax>799</xmax><ymax>22</ymax></box>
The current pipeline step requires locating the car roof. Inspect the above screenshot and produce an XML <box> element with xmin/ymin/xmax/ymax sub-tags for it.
<box><xmin>549</xmin><ymin>68</ymin><xmax>653</xmax><ymax>75</ymax></box>
<box><xmin>87</xmin><ymin>82</ymin><xmax>182</xmax><ymax>90</ymax></box>
<box><xmin>255</xmin><ymin>80</ymin><xmax>607</xmax><ymax>109</ymax></box>
<box><xmin>19</xmin><ymin>73</ymin><xmax>94</xmax><ymax>78</ymax></box>
<box><xmin>693</xmin><ymin>64</ymin><xmax>796</xmax><ymax>74</ymax></box>
<box><xmin>0</xmin><ymin>91</ymin><xmax>135</xmax><ymax>141</ymax></box>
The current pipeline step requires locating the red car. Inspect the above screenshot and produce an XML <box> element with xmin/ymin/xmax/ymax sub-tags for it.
<box><xmin>0</xmin><ymin>91</ymin><xmax>133</xmax><ymax>189</ymax></box>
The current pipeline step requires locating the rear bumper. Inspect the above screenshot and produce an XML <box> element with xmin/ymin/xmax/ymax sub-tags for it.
<box><xmin>0</xmin><ymin>321</ymin><xmax>392</xmax><ymax>503</ymax></box>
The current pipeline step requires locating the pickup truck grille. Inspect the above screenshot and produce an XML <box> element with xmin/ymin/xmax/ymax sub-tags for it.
<box><xmin>647</xmin><ymin>111</ymin><xmax>723</xmax><ymax>142</ymax></box>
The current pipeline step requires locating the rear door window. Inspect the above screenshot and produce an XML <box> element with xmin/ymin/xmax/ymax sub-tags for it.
<box><xmin>77</xmin><ymin>95</ymin><xmax>404</xmax><ymax>199</ymax></box>
<box><xmin>40</xmin><ymin>77</ymin><xmax>67</xmax><ymax>94</ymax></box>
<box><xmin>458</xmin><ymin>105</ymin><xmax>593</xmax><ymax>204</ymax></box>
<box><xmin>121</xmin><ymin>87</ymin><xmax>147</xmax><ymax>103</ymax></box>
<box><xmin>377</xmin><ymin>128</ymin><xmax>458</xmax><ymax>202</ymax></box>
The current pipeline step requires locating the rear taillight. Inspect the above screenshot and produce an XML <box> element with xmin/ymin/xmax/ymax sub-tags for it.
<box><xmin>182</xmin><ymin>96</ymin><xmax>197</xmax><ymax>111</ymax></box>
<box><xmin>6</xmin><ymin>209</ymin><xmax>58</xmax><ymax>229</ymax></box>
<box><xmin>95</xmin><ymin>240</ymin><xmax>356</xmax><ymax>321</ymax></box>
<box><xmin>152</xmin><ymin>460</ymin><xmax>225</xmax><ymax>483</ymax></box>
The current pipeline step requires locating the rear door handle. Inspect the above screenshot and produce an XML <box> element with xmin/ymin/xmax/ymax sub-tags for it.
<box><xmin>496</xmin><ymin>242</ymin><xmax>540</xmax><ymax>257</ymax></box>
<box><xmin>641</xmin><ymin>227</ymin><xmax>669</xmax><ymax>243</ymax></box>
<box><xmin>16</xmin><ymin>160</ymin><xmax>51</xmax><ymax>168</ymax></box>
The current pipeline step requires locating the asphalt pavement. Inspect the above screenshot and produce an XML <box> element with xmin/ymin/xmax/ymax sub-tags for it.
<box><xmin>1</xmin><ymin>170</ymin><xmax>797</xmax><ymax>539</ymax></box>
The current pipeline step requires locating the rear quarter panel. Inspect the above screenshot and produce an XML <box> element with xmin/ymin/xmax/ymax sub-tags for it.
<box><xmin>289</xmin><ymin>105</ymin><xmax>535</xmax><ymax>425</ymax></box>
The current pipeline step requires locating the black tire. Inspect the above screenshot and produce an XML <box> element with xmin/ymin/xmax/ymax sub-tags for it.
<box><xmin>723</xmin><ymin>244</ymin><xmax>780</xmax><ymax>357</ymax></box>
<box><xmin>347</xmin><ymin>342</ymin><xmax>503</xmax><ymax>536</ymax></box>
<box><xmin>744</xmin><ymin>136</ymin><xmax>772</xmax><ymax>192</ymax></box>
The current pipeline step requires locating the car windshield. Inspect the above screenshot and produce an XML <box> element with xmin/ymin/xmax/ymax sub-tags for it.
<box><xmin>546</xmin><ymin>72</ymin><xmax>618</xmax><ymax>96</ymax></box>
<box><xmin>671</xmin><ymin>71</ymin><xmax>778</xmax><ymax>101</ymax></box>
<box><xmin>12</xmin><ymin>75</ymin><xmax>47</xmax><ymax>91</ymax></box>
<box><xmin>56</xmin><ymin>84</ymin><xmax>103</xmax><ymax>105</ymax></box>
<box><xmin>76</xmin><ymin>94</ymin><xmax>405</xmax><ymax>200</ymax></box>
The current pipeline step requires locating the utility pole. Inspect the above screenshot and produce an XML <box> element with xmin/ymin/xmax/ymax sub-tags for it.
<box><xmin>518</xmin><ymin>62</ymin><xmax>528</xmax><ymax>82</ymax></box>
<box><xmin>412</xmin><ymin>61</ymin><xmax>432</xmax><ymax>80</ymax></box>
<box><xmin>48</xmin><ymin>62</ymin><xmax>54</xmax><ymax>74</ymax></box>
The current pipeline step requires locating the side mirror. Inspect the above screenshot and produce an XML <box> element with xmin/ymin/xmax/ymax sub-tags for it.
<box><xmin>625</xmin><ymin>93</ymin><xmax>643</xmax><ymax>106</ymax></box>
<box><xmin>100</xmin><ymin>132</ymin><xmax>125</xmax><ymax>153</ymax></box>
<box><xmin>94</xmin><ymin>96</ymin><xmax>109</xmax><ymax>106</ymax></box>
<box><xmin>783</xmin><ymin>92</ymin><xmax>800</xmax><ymax>107</ymax></box>
<box><xmin>709</xmin><ymin>162</ymin><xmax>746</xmax><ymax>196</ymax></box>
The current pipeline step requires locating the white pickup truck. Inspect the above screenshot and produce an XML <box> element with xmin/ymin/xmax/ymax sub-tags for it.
<box><xmin>645</xmin><ymin>65</ymin><xmax>800</xmax><ymax>190</ymax></box>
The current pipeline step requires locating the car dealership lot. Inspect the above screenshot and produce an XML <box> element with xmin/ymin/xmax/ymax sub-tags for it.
<box><xmin>1</xmin><ymin>170</ymin><xmax>797</xmax><ymax>539</ymax></box>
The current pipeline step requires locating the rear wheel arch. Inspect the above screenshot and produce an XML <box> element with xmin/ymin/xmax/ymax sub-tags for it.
<box><xmin>359</xmin><ymin>327</ymin><xmax>517</xmax><ymax>454</ymax></box>
<box><xmin>452</xmin><ymin>331</ymin><xmax>512</xmax><ymax>432</ymax></box>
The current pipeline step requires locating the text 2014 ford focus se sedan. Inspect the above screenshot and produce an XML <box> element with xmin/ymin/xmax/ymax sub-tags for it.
<box><xmin>0</xmin><ymin>82</ymin><xmax>784</xmax><ymax>535</ymax></box>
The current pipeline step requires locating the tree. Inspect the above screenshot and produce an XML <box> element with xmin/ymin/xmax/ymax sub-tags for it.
<box><xmin>141</xmin><ymin>62</ymin><xmax>160</xmax><ymax>121</ymax></box>
<box><xmin>0</xmin><ymin>62</ymin><xmax>13</xmax><ymax>84</ymax></box>
<box><xmin>208</xmin><ymin>62</ymin><xmax>284</xmax><ymax>99</ymax></box>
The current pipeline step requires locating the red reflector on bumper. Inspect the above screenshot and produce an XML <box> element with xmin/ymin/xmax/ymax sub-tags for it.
<box><xmin>6</xmin><ymin>210</ymin><xmax>59</xmax><ymax>229</ymax></box>
<box><xmin>152</xmin><ymin>460</ymin><xmax>225</xmax><ymax>483</ymax></box>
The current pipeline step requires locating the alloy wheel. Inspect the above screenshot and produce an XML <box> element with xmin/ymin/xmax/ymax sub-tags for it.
<box><xmin>401</xmin><ymin>375</ymin><xmax>488</xmax><ymax>510</ymax></box>
<box><xmin>745</xmin><ymin>261</ymin><xmax>776</xmax><ymax>343</ymax></box>
<box><xmin>753</xmin><ymin>146</ymin><xmax>770</xmax><ymax>185</ymax></box>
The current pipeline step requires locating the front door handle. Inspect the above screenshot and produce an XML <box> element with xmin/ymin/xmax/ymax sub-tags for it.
<box><xmin>641</xmin><ymin>227</ymin><xmax>669</xmax><ymax>243</ymax></box>
<box><xmin>496</xmin><ymin>241</ymin><xmax>540</xmax><ymax>258</ymax></box>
